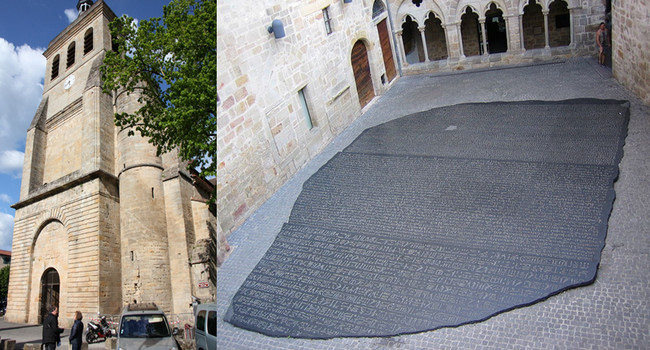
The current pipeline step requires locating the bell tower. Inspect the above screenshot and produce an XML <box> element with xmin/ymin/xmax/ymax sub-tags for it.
<box><xmin>77</xmin><ymin>0</ymin><xmax>94</xmax><ymax>13</ymax></box>
<box><xmin>6</xmin><ymin>0</ymin><xmax>123</xmax><ymax>324</ymax></box>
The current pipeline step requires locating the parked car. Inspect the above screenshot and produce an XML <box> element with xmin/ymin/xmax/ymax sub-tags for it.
<box><xmin>116</xmin><ymin>303</ymin><xmax>180</xmax><ymax>350</ymax></box>
<box><xmin>194</xmin><ymin>303</ymin><xmax>216</xmax><ymax>350</ymax></box>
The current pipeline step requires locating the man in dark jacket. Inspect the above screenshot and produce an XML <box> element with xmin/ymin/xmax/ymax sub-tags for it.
<box><xmin>42</xmin><ymin>306</ymin><xmax>64</xmax><ymax>350</ymax></box>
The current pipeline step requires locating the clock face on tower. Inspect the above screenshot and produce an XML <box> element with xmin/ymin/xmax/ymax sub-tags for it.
<box><xmin>64</xmin><ymin>74</ymin><xmax>75</xmax><ymax>90</ymax></box>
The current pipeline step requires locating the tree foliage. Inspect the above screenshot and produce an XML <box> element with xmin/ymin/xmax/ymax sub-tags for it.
<box><xmin>0</xmin><ymin>265</ymin><xmax>9</xmax><ymax>302</ymax></box>
<box><xmin>101</xmin><ymin>0</ymin><xmax>216</xmax><ymax>196</ymax></box>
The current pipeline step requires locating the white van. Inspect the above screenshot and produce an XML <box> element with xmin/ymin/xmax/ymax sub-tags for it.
<box><xmin>195</xmin><ymin>303</ymin><xmax>216</xmax><ymax>350</ymax></box>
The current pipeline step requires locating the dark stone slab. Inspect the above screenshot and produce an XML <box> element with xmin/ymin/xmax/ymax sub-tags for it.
<box><xmin>225</xmin><ymin>99</ymin><xmax>629</xmax><ymax>339</ymax></box>
<box><xmin>344</xmin><ymin>99</ymin><xmax>629</xmax><ymax>166</ymax></box>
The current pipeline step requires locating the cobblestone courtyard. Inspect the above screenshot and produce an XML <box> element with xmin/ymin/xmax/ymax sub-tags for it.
<box><xmin>217</xmin><ymin>58</ymin><xmax>650</xmax><ymax>349</ymax></box>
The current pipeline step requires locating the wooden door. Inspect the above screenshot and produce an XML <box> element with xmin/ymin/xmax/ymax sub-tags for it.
<box><xmin>377</xmin><ymin>19</ymin><xmax>396</xmax><ymax>82</ymax></box>
<box><xmin>352</xmin><ymin>41</ymin><xmax>374</xmax><ymax>108</ymax></box>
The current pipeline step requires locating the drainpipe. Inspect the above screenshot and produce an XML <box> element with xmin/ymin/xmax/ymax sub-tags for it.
<box><xmin>384</xmin><ymin>0</ymin><xmax>403</xmax><ymax>77</ymax></box>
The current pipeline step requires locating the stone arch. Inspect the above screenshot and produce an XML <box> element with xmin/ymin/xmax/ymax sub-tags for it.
<box><xmin>372</xmin><ymin>0</ymin><xmax>386</xmax><ymax>19</ymax></box>
<box><xmin>419</xmin><ymin>0</ymin><xmax>447</xmax><ymax>24</ymax></box>
<box><xmin>424</xmin><ymin>11</ymin><xmax>448</xmax><ymax>61</ymax></box>
<box><xmin>522</xmin><ymin>0</ymin><xmax>545</xmax><ymax>49</ymax></box>
<box><xmin>519</xmin><ymin>0</ymin><xmax>546</xmax><ymax>14</ymax></box>
<box><xmin>548</xmin><ymin>0</ymin><xmax>570</xmax><ymax>47</ymax></box>
<box><xmin>485</xmin><ymin>2</ymin><xmax>508</xmax><ymax>53</ymax></box>
<box><xmin>396</xmin><ymin>0</ymin><xmax>446</xmax><ymax>26</ymax></box>
<box><xmin>460</xmin><ymin>6</ymin><xmax>482</xmax><ymax>56</ymax></box>
<box><xmin>398</xmin><ymin>12</ymin><xmax>419</xmax><ymax>25</ymax></box>
<box><xmin>38</xmin><ymin>268</ymin><xmax>60</xmax><ymax>323</ymax></box>
<box><xmin>31</xmin><ymin>208</ymin><xmax>70</xmax><ymax>249</ymax></box>
<box><xmin>401</xmin><ymin>15</ymin><xmax>425</xmax><ymax>63</ymax></box>
<box><xmin>453</xmin><ymin>1</ymin><xmax>480</xmax><ymax>21</ymax></box>
<box><xmin>28</xmin><ymin>218</ymin><xmax>69</xmax><ymax>324</ymax></box>
<box><xmin>483</xmin><ymin>0</ymin><xmax>509</xmax><ymax>17</ymax></box>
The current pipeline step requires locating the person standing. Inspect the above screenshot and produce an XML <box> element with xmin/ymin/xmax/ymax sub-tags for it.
<box><xmin>596</xmin><ymin>22</ymin><xmax>609</xmax><ymax>65</ymax></box>
<box><xmin>42</xmin><ymin>306</ymin><xmax>64</xmax><ymax>350</ymax></box>
<box><xmin>69</xmin><ymin>311</ymin><xmax>84</xmax><ymax>350</ymax></box>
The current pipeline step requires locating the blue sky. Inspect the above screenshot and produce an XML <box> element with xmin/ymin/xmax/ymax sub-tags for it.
<box><xmin>0</xmin><ymin>0</ymin><xmax>171</xmax><ymax>251</ymax></box>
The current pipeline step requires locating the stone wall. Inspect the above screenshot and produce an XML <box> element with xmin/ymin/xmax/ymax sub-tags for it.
<box><xmin>612</xmin><ymin>0</ymin><xmax>650</xmax><ymax>105</ymax></box>
<box><xmin>216</xmin><ymin>0</ymin><xmax>613</xmax><ymax>266</ymax></box>
<box><xmin>6</xmin><ymin>178</ymin><xmax>119</xmax><ymax>326</ymax></box>
<box><xmin>217</xmin><ymin>0</ymin><xmax>398</xmax><ymax>241</ymax></box>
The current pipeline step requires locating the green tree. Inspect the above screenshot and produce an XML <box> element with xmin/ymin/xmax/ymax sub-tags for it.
<box><xmin>101</xmin><ymin>0</ymin><xmax>216</xmax><ymax>198</ymax></box>
<box><xmin>0</xmin><ymin>265</ymin><xmax>9</xmax><ymax>302</ymax></box>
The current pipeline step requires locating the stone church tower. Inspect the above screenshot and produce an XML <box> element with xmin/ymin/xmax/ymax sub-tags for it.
<box><xmin>5</xmin><ymin>0</ymin><xmax>216</xmax><ymax>325</ymax></box>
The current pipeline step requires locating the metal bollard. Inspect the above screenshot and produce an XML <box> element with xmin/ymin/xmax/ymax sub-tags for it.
<box><xmin>104</xmin><ymin>338</ymin><xmax>116</xmax><ymax>350</ymax></box>
<box><xmin>21</xmin><ymin>344</ymin><xmax>41</xmax><ymax>350</ymax></box>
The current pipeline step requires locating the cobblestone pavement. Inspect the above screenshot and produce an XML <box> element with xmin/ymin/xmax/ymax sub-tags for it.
<box><xmin>217</xmin><ymin>58</ymin><xmax>650</xmax><ymax>350</ymax></box>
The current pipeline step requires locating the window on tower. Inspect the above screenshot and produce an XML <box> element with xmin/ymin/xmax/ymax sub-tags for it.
<box><xmin>84</xmin><ymin>28</ymin><xmax>93</xmax><ymax>54</ymax></box>
<box><xmin>51</xmin><ymin>55</ymin><xmax>60</xmax><ymax>79</ymax></box>
<box><xmin>67</xmin><ymin>42</ymin><xmax>76</xmax><ymax>68</ymax></box>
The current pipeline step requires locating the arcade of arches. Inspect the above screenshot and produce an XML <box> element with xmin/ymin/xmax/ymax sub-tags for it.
<box><xmin>395</xmin><ymin>0</ymin><xmax>573</xmax><ymax>65</ymax></box>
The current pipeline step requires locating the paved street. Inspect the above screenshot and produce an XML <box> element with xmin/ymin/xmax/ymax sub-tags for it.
<box><xmin>0</xmin><ymin>317</ymin><xmax>105</xmax><ymax>349</ymax></box>
<box><xmin>217</xmin><ymin>58</ymin><xmax>650</xmax><ymax>349</ymax></box>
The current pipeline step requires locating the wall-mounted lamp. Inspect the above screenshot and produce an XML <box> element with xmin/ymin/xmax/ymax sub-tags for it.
<box><xmin>343</xmin><ymin>0</ymin><xmax>352</xmax><ymax>3</ymax></box>
<box><xmin>268</xmin><ymin>19</ymin><xmax>286</xmax><ymax>39</ymax></box>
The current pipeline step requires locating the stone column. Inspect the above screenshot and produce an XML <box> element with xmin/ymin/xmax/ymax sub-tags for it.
<box><xmin>480</xmin><ymin>19</ymin><xmax>488</xmax><ymax>54</ymax></box>
<box><xmin>519</xmin><ymin>14</ymin><xmax>525</xmax><ymax>51</ymax></box>
<box><xmin>543</xmin><ymin>10</ymin><xmax>550</xmax><ymax>49</ymax></box>
<box><xmin>442</xmin><ymin>25</ymin><xmax>452</xmax><ymax>59</ymax></box>
<box><xmin>504</xmin><ymin>16</ymin><xmax>511</xmax><ymax>53</ymax></box>
<box><xmin>396</xmin><ymin>30</ymin><xmax>408</xmax><ymax>66</ymax></box>
<box><xmin>419</xmin><ymin>26</ymin><xmax>430</xmax><ymax>62</ymax></box>
<box><xmin>569</xmin><ymin>7</ymin><xmax>576</xmax><ymax>46</ymax></box>
<box><xmin>456</xmin><ymin>23</ymin><xmax>465</xmax><ymax>58</ymax></box>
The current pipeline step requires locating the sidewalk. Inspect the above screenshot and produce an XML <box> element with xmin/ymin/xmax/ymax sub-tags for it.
<box><xmin>217</xmin><ymin>58</ymin><xmax>650</xmax><ymax>349</ymax></box>
<box><xmin>0</xmin><ymin>317</ymin><xmax>106</xmax><ymax>350</ymax></box>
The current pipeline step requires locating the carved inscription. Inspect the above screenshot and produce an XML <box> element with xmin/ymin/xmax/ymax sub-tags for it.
<box><xmin>225</xmin><ymin>100</ymin><xmax>629</xmax><ymax>338</ymax></box>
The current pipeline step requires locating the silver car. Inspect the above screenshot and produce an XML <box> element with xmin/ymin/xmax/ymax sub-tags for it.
<box><xmin>195</xmin><ymin>303</ymin><xmax>216</xmax><ymax>350</ymax></box>
<box><xmin>116</xmin><ymin>303</ymin><xmax>179</xmax><ymax>350</ymax></box>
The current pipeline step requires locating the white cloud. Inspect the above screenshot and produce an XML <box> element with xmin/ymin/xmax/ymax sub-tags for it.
<box><xmin>0</xmin><ymin>38</ymin><xmax>45</xmax><ymax>176</ymax></box>
<box><xmin>0</xmin><ymin>194</ymin><xmax>10</xmax><ymax>203</ymax></box>
<box><xmin>64</xmin><ymin>8</ymin><xmax>78</xmax><ymax>23</ymax></box>
<box><xmin>0</xmin><ymin>212</ymin><xmax>13</xmax><ymax>251</ymax></box>
<box><xmin>0</xmin><ymin>150</ymin><xmax>24</xmax><ymax>175</ymax></box>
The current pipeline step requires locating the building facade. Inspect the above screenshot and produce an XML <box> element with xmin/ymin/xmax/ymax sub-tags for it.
<box><xmin>0</xmin><ymin>250</ymin><xmax>10</xmax><ymax>269</ymax></box>
<box><xmin>6</xmin><ymin>0</ymin><xmax>216</xmax><ymax>325</ymax></box>
<box><xmin>612</xmin><ymin>0</ymin><xmax>650</xmax><ymax>105</ymax></box>
<box><xmin>216</xmin><ymin>0</ymin><xmax>612</xmax><ymax>265</ymax></box>
<box><xmin>388</xmin><ymin>0</ymin><xmax>608</xmax><ymax>73</ymax></box>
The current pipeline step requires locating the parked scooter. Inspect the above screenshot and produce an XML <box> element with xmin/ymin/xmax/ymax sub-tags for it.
<box><xmin>86</xmin><ymin>316</ymin><xmax>112</xmax><ymax>343</ymax></box>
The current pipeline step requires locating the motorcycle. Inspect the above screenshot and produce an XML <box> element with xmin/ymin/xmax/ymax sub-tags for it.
<box><xmin>86</xmin><ymin>316</ymin><xmax>112</xmax><ymax>343</ymax></box>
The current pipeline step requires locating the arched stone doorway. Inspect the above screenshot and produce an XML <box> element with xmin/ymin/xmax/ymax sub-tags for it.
<box><xmin>461</xmin><ymin>7</ymin><xmax>481</xmax><ymax>56</ymax></box>
<box><xmin>29</xmin><ymin>219</ymin><xmax>68</xmax><ymax>324</ymax></box>
<box><xmin>424</xmin><ymin>12</ymin><xmax>448</xmax><ymax>61</ymax></box>
<box><xmin>522</xmin><ymin>0</ymin><xmax>545</xmax><ymax>50</ymax></box>
<box><xmin>485</xmin><ymin>3</ymin><xmax>507</xmax><ymax>53</ymax></box>
<box><xmin>351</xmin><ymin>40</ymin><xmax>375</xmax><ymax>108</ymax></box>
<box><xmin>39</xmin><ymin>268</ymin><xmax>60</xmax><ymax>323</ymax></box>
